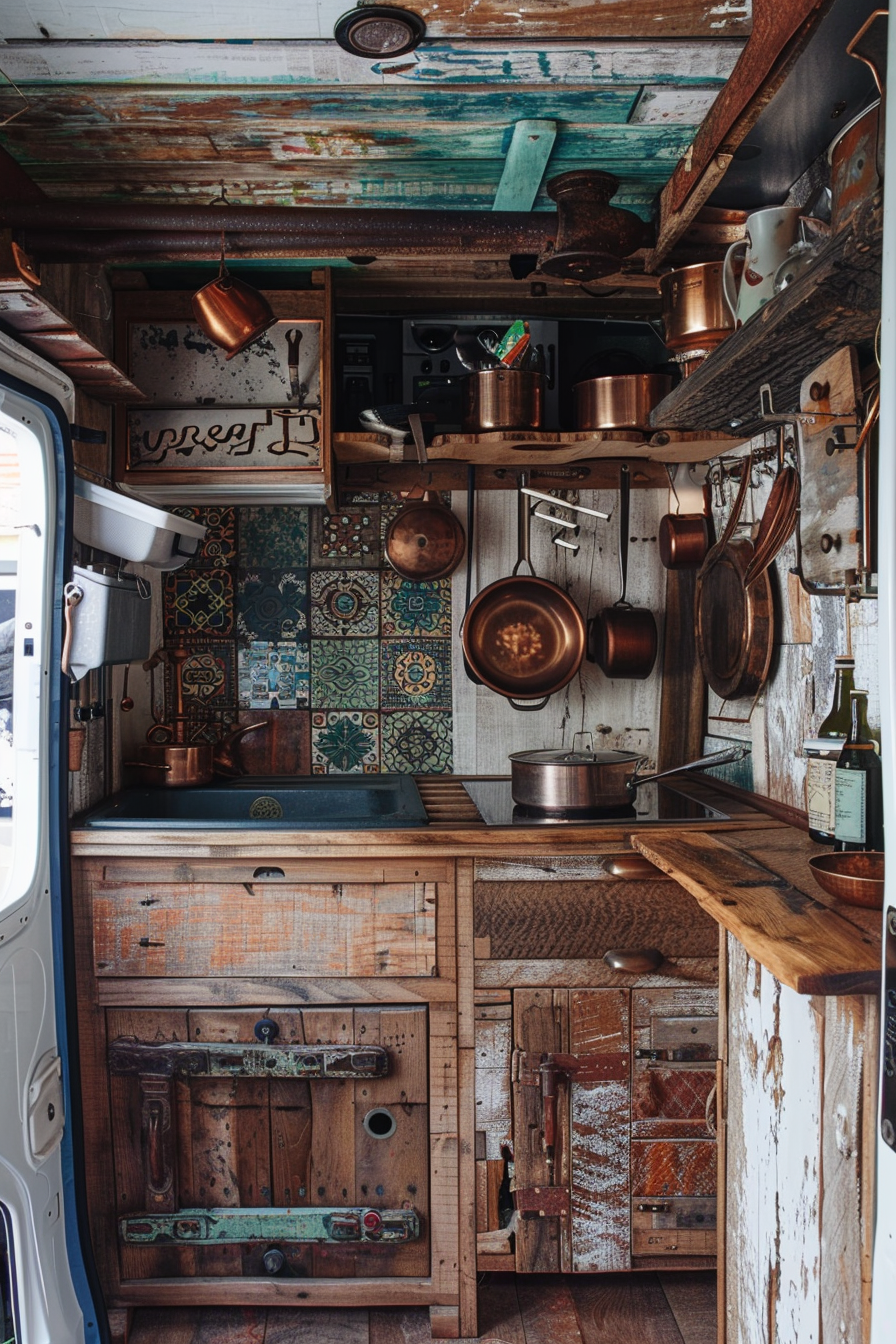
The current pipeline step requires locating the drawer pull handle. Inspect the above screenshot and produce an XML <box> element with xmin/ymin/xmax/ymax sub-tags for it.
<box><xmin>606</xmin><ymin>854</ymin><xmax>664</xmax><ymax>879</ymax></box>
<box><xmin>603</xmin><ymin>947</ymin><xmax>663</xmax><ymax>974</ymax></box>
<box><xmin>253</xmin><ymin>866</ymin><xmax>285</xmax><ymax>880</ymax></box>
<box><xmin>138</xmin><ymin>938</ymin><xmax>164</xmax><ymax>948</ymax></box>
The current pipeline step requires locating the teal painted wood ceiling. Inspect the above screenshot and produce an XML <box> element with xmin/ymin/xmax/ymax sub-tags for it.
<box><xmin>0</xmin><ymin>35</ymin><xmax>745</xmax><ymax>215</ymax></box>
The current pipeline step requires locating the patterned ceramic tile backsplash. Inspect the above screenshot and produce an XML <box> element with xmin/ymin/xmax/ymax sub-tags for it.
<box><xmin>161</xmin><ymin>501</ymin><xmax>453</xmax><ymax>774</ymax></box>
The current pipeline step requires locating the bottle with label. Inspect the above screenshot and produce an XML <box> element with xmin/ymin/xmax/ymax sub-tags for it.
<box><xmin>834</xmin><ymin>690</ymin><xmax>884</xmax><ymax>852</ymax></box>
<box><xmin>806</xmin><ymin>656</ymin><xmax>855</xmax><ymax>844</ymax></box>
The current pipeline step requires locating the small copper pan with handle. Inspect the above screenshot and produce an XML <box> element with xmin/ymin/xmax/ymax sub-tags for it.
<box><xmin>589</xmin><ymin>464</ymin><xmax>658</xmax><ymax>678</ymax></box>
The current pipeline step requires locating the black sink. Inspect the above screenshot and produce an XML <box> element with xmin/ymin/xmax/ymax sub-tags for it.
<box><xmin>81</xmin><ymin>774</ymin><xmax>429</xmax><ymax>829</ymax></box>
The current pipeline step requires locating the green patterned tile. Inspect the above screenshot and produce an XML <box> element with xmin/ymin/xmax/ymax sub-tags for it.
<box><xmin>311</xmin><ymin>638</ymin><xmax>379</xmax><ymax>710</ymax></box>
<box><xmin>380</xmin><ymin>638</ymin><xmax>451</xmax><ymax>710</ymax></box>
<box><xmin>312</xmin><ymin>711</ymin><xmax>379</xmax><ymax>773</ymax></box>
<box><xmin>381</xmin><ymin>711</ymin><xmax>453</xmax><ymax>773</ymax></box>
<box><xmin>381</xmin><ymin>573</ymin><xmax>451</xmax><ymax>638</ymax></box>
<box><xmin>240</xmin><ymin>506</ymin><xmax>308</xmax><ymax>568</ymax></box>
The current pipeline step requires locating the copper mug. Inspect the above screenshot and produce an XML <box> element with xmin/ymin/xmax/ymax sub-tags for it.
<box><xmin>191</xmin><ymin>265</ymin><xmax>277</xmax><ymax>359</ymax></box>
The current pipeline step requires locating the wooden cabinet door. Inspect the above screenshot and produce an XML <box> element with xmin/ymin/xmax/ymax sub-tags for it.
<box><xmin>107</xmin><ymin>1005</ymin><xmax>429</xmax><ymax>1283</ymax></box>
<box><xmin>510</xmin><ymin>986</ymin><xmax>718</xmax><ymax>1275</ymax></box>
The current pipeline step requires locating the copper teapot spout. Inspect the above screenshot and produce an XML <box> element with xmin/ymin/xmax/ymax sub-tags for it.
<box><xmin>213</xmin><ymin>720</ymin><xmax>268</xmax><ymax>776</ymax></box>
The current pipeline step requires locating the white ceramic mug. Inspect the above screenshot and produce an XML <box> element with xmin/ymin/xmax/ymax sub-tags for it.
<box><xmin>722</xmin><ymin>206</ymin><xmax>802</xmax><ymax>327</ymax></box>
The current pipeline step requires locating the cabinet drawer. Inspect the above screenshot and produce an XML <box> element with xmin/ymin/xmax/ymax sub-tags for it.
<box><xmin>474</xmin><ymin>879</ymin><xmax>717</xmax><ymax>961</ymax></box>
<box><xmin>93</xmin><ymin>881</ymin><xmax>436</xmax><ymax>978</ymax></box>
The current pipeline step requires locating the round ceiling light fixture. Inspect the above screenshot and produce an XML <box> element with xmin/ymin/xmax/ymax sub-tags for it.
<box><xmin>334</xmin><ymin>6</ymin><xmax>426</xmax><ymax>58</ymax></box>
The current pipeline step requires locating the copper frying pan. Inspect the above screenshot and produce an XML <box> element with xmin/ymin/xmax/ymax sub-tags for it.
<box><xmin>462</xmin><ymin>479</ymin><xmax>585</xmax><ymax>710</ymax></box>
<box><xmin>384</xmin><ymin>487</ymin><xmax>465</xmax><ymax>581</ymax></box>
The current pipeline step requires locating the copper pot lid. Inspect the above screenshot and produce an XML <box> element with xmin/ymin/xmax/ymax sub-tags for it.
<box><xmin>385</xmin><ymin>498</ymin><xmax>465</xmax><ymax>581</ymax></box>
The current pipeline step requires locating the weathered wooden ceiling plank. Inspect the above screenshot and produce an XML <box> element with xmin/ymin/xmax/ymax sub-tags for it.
<box><xmin>647</xmin><ymin>0</ymin><xmax>835</xmax><ymax>267</ymax></box>
<box><xmin>0</xmin><ymin>122</ymin><xmax>696</xmax><ymax>167</ymax></box>
<box><xmin>0</xmin><ymin>40</ymin><xmax>745</xmax><ymax>88</ymax></box>
<box><xmin>492</xmin><ymin>120</ymin><xmax>558</xmax><ymax>212</ymax></box>
<box><xmin>0</xmin><ymin>86</ymin><xmax>651</xmax><ymax>128</ymax></box>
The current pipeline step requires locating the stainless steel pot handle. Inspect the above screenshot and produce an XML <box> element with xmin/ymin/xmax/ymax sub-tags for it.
<box><xmin>630</xmin><ymin>744</ymin><xmax>748</xmax><ymax>790</ymax></box>
<box><xmin>124</xmin><ymin>761</ymin><xmax>172</xmax><ymax>772</ymax></box>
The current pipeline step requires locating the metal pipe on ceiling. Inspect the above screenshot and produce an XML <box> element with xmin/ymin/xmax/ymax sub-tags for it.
<box><xmin>3</xmin><ymin>202</ymin><xmax>555</xmax><ymax>254</ymax></box>
<box><xmin>17</xmin><ymin>228</ymin><xmax>548</xmax><ymax>263</ymax></box>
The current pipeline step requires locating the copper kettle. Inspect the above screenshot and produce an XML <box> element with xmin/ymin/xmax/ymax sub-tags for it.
<box><xmin>192</xmin><ymin>260</ymin><xmax>277</xmax><ymax>360</ymax></box>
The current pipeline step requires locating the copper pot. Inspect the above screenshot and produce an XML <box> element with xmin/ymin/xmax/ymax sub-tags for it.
<box><xmin>573</xmin><ymin>374</ymin><xmax>672</xmax><ymax>431</ymax></box>
<box><xmin>385</xmin><ymin>490</ymin><xmax>465</xmax><ymax>581</ymax></box>
<box><xmin>191</xmin><ymin>263</ymin><xmax>277</xmax><ymax>359</ymax></box>
<box><xmin>462</xmin><ymin>368</ymin><xmax>544</xmax><ymax>432</ymax></box>
<box><xmin>658</xmin><ymin>513</ymin><xmax>711</xmax><ymax>569</ymax></box>
<box><xmin>588</xmin><ymin>464</ymin><xmax>658</xmax><ymax>679</ymax></box>
<box><xmin>659</xmin><ymin>262</ymin><xmax>735</xmax><ymax>355</ymax></box>
<box><xmin>828</xmin><ymin>101</ymin><xmax>881</xmax><ymax>233</ymax></box>
<box><xmin>126</xmin><ymin>743</ymin><xmax>214</xmax><ymax>787</ymax></box>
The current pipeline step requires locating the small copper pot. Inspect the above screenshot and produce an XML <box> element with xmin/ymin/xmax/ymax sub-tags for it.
<box><xmin>462</xmin><ymin>369</ymin><xmax>544</xmax><ymax>432</ymax></box>
<box><xmin>659</xmin><ymin>262</ymin><xmax>735</xmax><ymax>354</ymax></box>
<box><xmin>191</xmin><ymin>264</ymin><xmax>277</xmax><ymax>359</ymax></box>
<box><xmin>125</xmin><ymin>743</ymin><xmax>214</xmax><ymax>787</ymax></box>
<box><xmin>385</xmin><ymin>491</ymin><xmax>465</xmax><ymax>581</ymax></box>
<box><xmin>658</xmin><ymin>513</ymin><xmax>711</xmax><ymax>569</ymax></box>
<box><xmin>573</xmin><ymin>373</ymin><xmax>672</xmax><ymax>431</ymax></box>
<box><xmin>588</xmin><ymin>464</ymin><xmax>657</xmax><ymax>680</ymax></box>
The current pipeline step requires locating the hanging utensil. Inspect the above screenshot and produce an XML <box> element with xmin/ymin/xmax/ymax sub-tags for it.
<box><xmin>384</xmin><ymin>485</ymin><xmax>465</xmax><ymax>581</ymax></box>
<box><xmin>588</xmin><ymin>464</ymin><xmax>658</xmax><ymax>679</ymax></box>
<box><xmin>120</xmin><ymin>662</ymin><xmax>134</xmax><ymax>712</ymax></box>
<box><xmin>744</xmin><ymin>428</ymin><xmax>800</xmax><ymax>588</ymax></box>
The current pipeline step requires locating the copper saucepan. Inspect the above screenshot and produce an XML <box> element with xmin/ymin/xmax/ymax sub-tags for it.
<box><xmin>589</xmin><ymin>464</ymin><xmax>658</xmax><ymax>678</ymax></box>
<box><xmin>384</xmin><ymin>488</ymin><xmax>465</xmax><ymax>581</ymax></box>
<box><xmin>462</xmin><ymin>479</ymin><xmax>586</xmax><ymax>710</ymax></box>
<box><xmin>573</xmin><ymin>373</ymin><xmax>672</xmax><ymax>431</ymax></box>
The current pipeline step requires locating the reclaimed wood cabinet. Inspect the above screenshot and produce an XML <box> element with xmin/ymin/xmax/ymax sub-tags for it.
<box><xmin>72</xmin><ymin>852</ymin><xmax>466</xmax><ymax>1335</ymax></box>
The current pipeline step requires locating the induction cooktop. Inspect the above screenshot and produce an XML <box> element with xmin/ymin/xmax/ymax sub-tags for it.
<box><xmin>462</xmin><ymin>780</ymin><xmax>729</xmax><ymax>827</ymax></box>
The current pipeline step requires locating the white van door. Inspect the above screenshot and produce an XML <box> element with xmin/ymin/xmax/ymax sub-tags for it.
<box><xmin>0</xmin><ymin>361</ymin><xmax>100</xmax><ymax>1343</ymax></box>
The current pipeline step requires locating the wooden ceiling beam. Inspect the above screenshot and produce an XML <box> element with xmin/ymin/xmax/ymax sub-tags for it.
<box><xmin>646</xmin><ymin>0</ymin><xmax>836</xmax><ymax>271</ymax></box>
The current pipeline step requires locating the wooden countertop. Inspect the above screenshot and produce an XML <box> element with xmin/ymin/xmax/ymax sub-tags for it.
<box><xmin>633</xmin><ymin>827</ymin><xmax>882</xmax><ymax>997</ymax></box>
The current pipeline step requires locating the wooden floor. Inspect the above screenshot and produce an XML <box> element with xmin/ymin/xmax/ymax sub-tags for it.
<box><xmin>128</xmin><ymin>1271</ymin><xmax>716</xmax><ymax>1344</ymax></box>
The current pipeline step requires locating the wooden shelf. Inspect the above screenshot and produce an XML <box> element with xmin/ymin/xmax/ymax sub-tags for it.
<box><xmin>649</xmin><ymin>190</ymin><xmax>883</xmax><ymax>434</ymax></box>
<box><xmin>0</xmin><ymin>237</ymin><xmax>144</xmax><ymax>405</ymax></box>
<box><xmin>334</xmin><ymin>426</ymin><xmax>747</xmax><ymax>470</ymax></box>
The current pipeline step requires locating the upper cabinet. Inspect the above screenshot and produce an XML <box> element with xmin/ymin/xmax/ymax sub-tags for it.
<box><xmin>113</xmin><ymin>278</ymin><xmax>332</xmax><ymax>505</ymax></box>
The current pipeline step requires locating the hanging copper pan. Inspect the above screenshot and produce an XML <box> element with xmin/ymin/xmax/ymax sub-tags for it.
<box><xmin>384</xmin><ymin>488</ymin><xmax>465</xmax><ymax>581</ymax></box>
<box><xmin>588</xmin><ymin>464</ymin><xmax>658</xmax><ymax>679</ymax></box>
<box><xmin>462</xmin><ymin>481</ymin><xmax>585</xmax><ymax>710</ymax></box>
<box><xmin>695</xmin><ymin>455</ymin><xmax>774</xmax><ymax>700</ymax></box>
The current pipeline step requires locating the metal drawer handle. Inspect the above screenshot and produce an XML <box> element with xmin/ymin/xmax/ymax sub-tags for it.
<box><xmin>253</xmin><ymin>866</ymin><xmax>285</xmax><ymax>879</ymax></box>
<box><xmin>603</xmin><ymin>947</ymin><xmax>664</xmax><ymax>973</ymax></box>
<box><xmin>605</xmin><ymin>854</ymin><xmax>665</xmax><ymax>879</ymax></box>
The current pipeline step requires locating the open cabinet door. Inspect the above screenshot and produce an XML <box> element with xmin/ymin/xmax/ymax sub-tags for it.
<box><xmin>0</xmin><ymin>349</ymin><xmax>102</xmax><ymax>1344</ymax></box>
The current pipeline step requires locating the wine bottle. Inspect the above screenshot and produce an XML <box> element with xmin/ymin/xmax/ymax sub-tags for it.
<box><xmin>834</xmin><ymin>690</ymin><xmax>884</xmax><ymax>852</ymax></box>
<box><xmin>806</xmin><ymin>656</ymin><xmax>855</xmax><ymax>844</ymax></box>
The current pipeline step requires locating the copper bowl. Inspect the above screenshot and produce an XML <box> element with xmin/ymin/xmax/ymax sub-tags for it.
<box><xmin>808</xmin><ymin>851</ymin><xmax>885</xmax><ymax>908</ymax></box>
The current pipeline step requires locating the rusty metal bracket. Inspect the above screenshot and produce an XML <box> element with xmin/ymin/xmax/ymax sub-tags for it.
<box><xmin>120</xmin><ymin>1205</ymin><xmax>420</xmax><ymax>1245</ymax></box>
<box><xmin>512</xmin><ymin>1050</ymin><xmax>628</xmax><ymax>1087</ymax></box>
<box><xmin>109</xmin><ymin>1039</ymin><xmax>389</xmax><ymax>1080</ymax></box>
<box><xmin>514</xmin><ymin>1186</ymin><xmax>571</xmax><ymax>1219</ymax></box>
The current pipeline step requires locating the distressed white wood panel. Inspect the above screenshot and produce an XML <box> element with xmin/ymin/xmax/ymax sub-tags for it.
<box><xmin>726</xmin><ymin>936</ymin><xmax>822</xmax><ymax>1344</ymax></box>
<box><xmin>450</xmin><ymin>484</ymin><xmax>666</xmax><ymax>775</ymax></box>
<box><xmin>0</xmin><ymin>1</ymin><xmax>349</xmax><ymax>42</ymax></box>
<box><xmin>474</xmin><ymin>1013</ymin><xmax>512</xmax><ymax>1160</ymax></box>
<box><xmin>821</xmin><ymin>996</ymin><xmax>876</xmax><ymax>1344</ymax></box>
<box><xmin>0</xmin><ymin>40</ymin><xmax>745</xmax><ymax>85</ymax></box>
<box><xmin>763</xmin><ymin>642</ymin><xmax>812</xmax><ymax>814</ymax></box>
<box><xmin>628</xmin><ymin>86</ymin><xmax>721</xmax><ymax>124</ymax></box>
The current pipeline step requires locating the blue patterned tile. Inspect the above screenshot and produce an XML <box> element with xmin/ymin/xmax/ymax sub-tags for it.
<box><xmin>381</xmin><ymin>711</ymin><xmax>453</xmax><ymax>773</ymax></box>
<box><xmin>163</xmin><ymin>568</ymin><xmax>234</xmax><ymax>638</ymax></box>
<box><xmin>237</xmin><ymin>568</ymin><xmax>308</xmax><ymax>643</ymax></box>
<box><xmin>311</xmin><ymin>710</ymin><xmax>379</xmax><ymax>773</ymax></box>
<box><xmin>240</xmin><ymin>506</ymin><xmax>308</xmax><ymax>568</ymax></box>
<box><xmin>310</xmin><ymin>569</ymin><xmax>379</xmax><ymax>638</ymax></box>
<box><xmin>311</xmin><ymin>505</ymin><xmax>380</xmax><ymax>568</ymax></box>
<box><xmin>311</xmin><ymin>638</ymin><xmax>379</xmax><ymax>710</ymax></box>
<box><xmin>380</xmin><ymin>639</ymin><xmax>451</xmax><ymax>710</ymax></box>
<box><xmin>238</xmin><ymin>642</ymin><xmax>310</xmax><ymax>709</ymax></box>
<box><xmin>381</xmin><ymin>573</ymin><xmax>451</xmax><ymax>638</ymax></box>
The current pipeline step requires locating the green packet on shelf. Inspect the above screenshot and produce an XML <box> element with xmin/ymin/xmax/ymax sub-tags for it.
<box><xmin>495</xmin><ymin>319</ymin><xmax>530</xmax><ymax>366</ymax></box>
